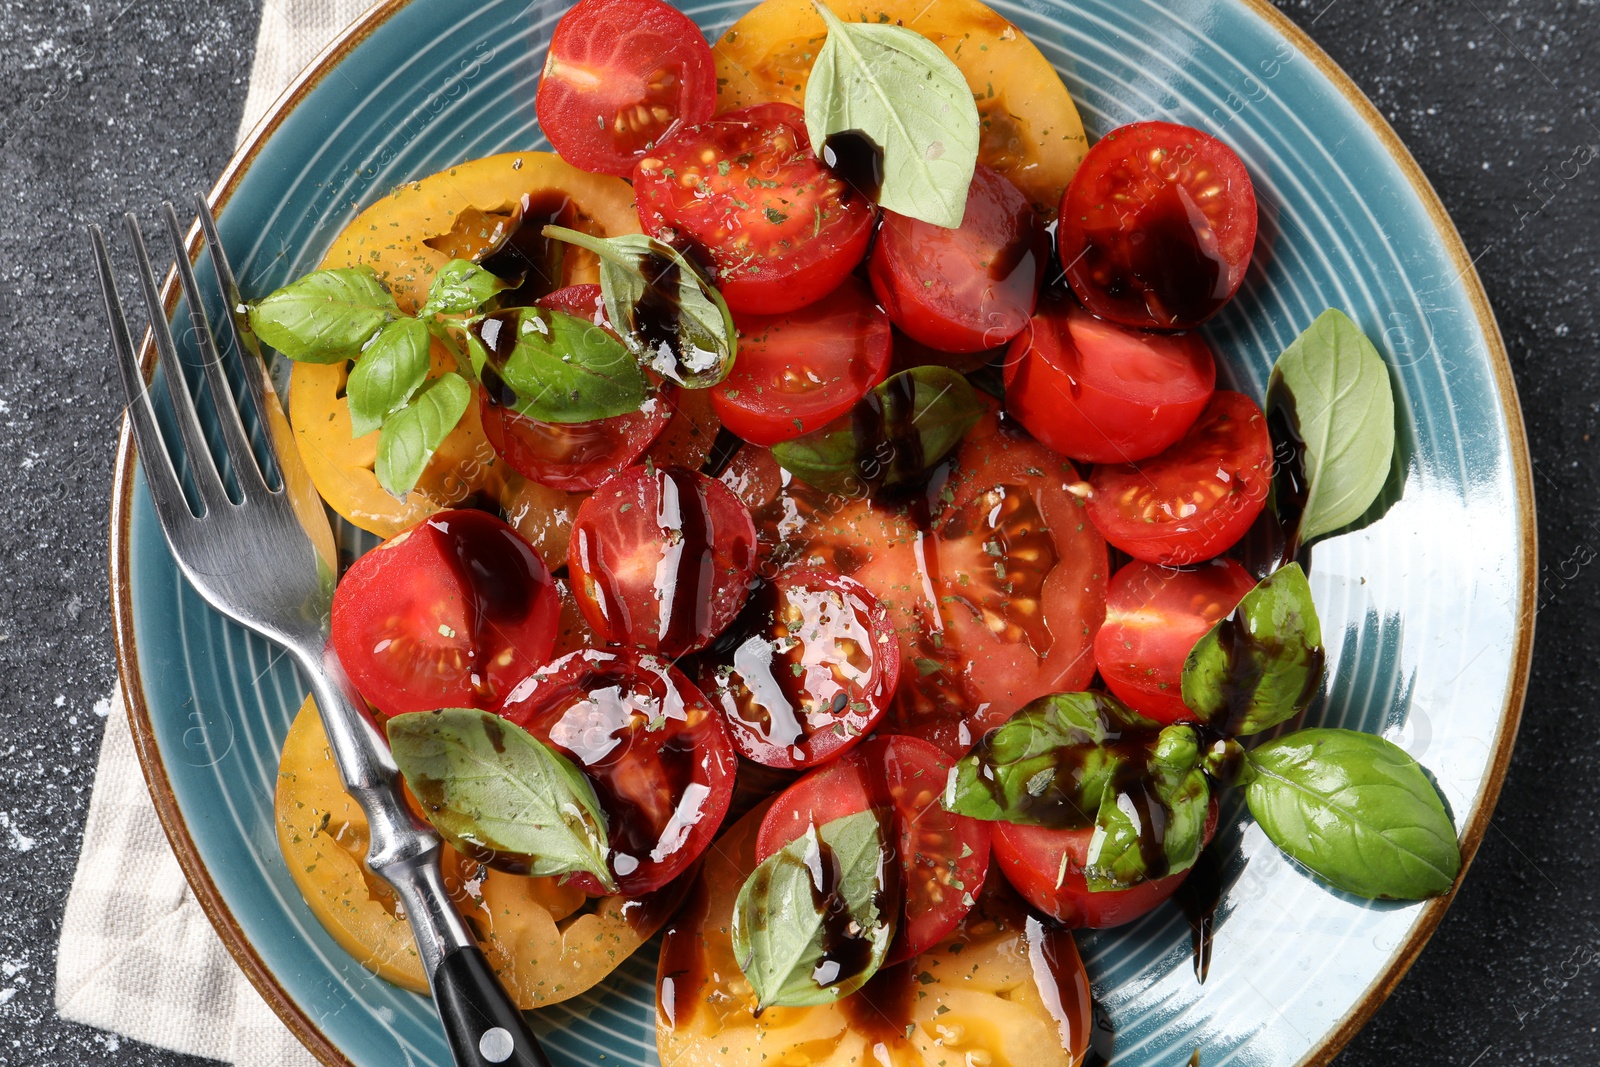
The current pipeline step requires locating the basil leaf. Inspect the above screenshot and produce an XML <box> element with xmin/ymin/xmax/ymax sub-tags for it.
<box><xmin>386</xmin><ymin>708</ymin><xmax>616</xmax><ymax>891</ymax></box>
<box><xmin>1245</xmin><ymin>728</ymin><xmax>1461</xmax><ymax>900</ymax></box>
<box><xmin>943</xmin><ymin>691</ymin><xmax>1156</xmax><ymax>828</ymax></box>
<box><xmin>1084</xmin><ymin>725</ymin><xmax>1209</xmax><ymax>891</ymax></box>
<box><xmin>1181</xmin><ymin>562</ymin><xmax>1325</xmax><ymax>736</ymax></box>
<box><xmin>419</xmin><ymin>258</ymin><xmax>509</xmax><ymax>318</ymax></box>
<box><xmin>346</xmin><ymin>317</ymin><xmax>432</xmax><ymax>438</ymax></box>
<box><xmin>803</xmin><ymin>6</ymin><xmax>979</xmax><ymax>228</ymax></box>
<box><xmin>247</xmin><ymin>266</ymin><xmax>399</xmax><ymax>364</ymax></box>
<box><xmin>1267</xmin><ymin>309</ymin><xmax>1397</xmax><ymax>548</ymax></box>
<box><xmin>475</xmin><ymin>306</ymin><xmax>647</xmax><ymax>423</ymax></box>
<box><xmin>542</xmin><ymin>226</ymin><xmax>736</xmax><ymax>388</ymax></box>
<box><xmin>731</xmin><ymin>809</ymin><xmax>893</xmax><ymax>1009</ymax></box>
<box><xmin>373</xmin><ymin>372</ymin><xmax>471</xmax><ymax>497</ymax></box>
<box><xmin>772</xmin><ymin>367</ymin><xmax>982</xmax><ymax>495</ymax></box>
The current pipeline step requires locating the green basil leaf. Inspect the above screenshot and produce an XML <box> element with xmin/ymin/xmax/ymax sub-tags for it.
<box><xmin>772</xmin><ymin>367</ymin><xmax>982</xmax><ymax>495</ymax></box>
<box><xmin>1245</xmin><ymin>728</ymin><xmax>1461</xmax><ymax>900</ymax></box>
<box><xmin>542</xmin><ymin>226</ymin><xmax>736</xmax><ymax>388</ymax></box>
<box><xmin>943</xmin><ymin>691</ymin><xmax>1157</xmax><ymax>828</ymax></box>
<box><xmin>731</xmin><ymin>809</ymin><xmax>893</xmax><ymax>1010</ymax></box>
<box><xmin>247</xmin><ymin>266</ymin><xmax>399</xmax><ymax>364</ymax></box>
<box><xmin>373</xmin><ymin>372</ymin><xmax>471</xmax><ymax>497</ymax></box>
<box><xmin>1267</xmin><ymin>309</ymin><xmax>1397</xmax><ymax>548</ymax></box>
<box><xmin>346</xmin><ymin>317</ymin><xmax>433</xmax><ymax>438</ymax></box>
<box><xmin>803</xmin><ymin>5</ymin><xmax>979</xmax><ymax>228</ymax></box>
<box><xmin>1084</xmin><ymin>725</ymin><xmax>1209</xmax><ymax>891</ymax></box>
<box><xmin>1181</xmin><ymin>562</ymin><xmax>1325</xmax><ymax>736</ymax></box>
<box><xmin>475</xmin><ymin>306</ymin><xmax>647</xmax><ymax>423</ymax></box>
<box><xmin>386</xmin><ymin>708</ymin><xmax>615</xmax><ymax>890</ymax></box>
<box><xmin>419</xmin><ymin>258</ymin><xmax>509</xmax><ymax>318</ymax></box>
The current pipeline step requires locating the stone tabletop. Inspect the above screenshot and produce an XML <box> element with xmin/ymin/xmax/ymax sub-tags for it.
<box><xmin>0</xmin><ymin>1</ymin><xmax>1594</xmax><ymax>1064</ymax></box>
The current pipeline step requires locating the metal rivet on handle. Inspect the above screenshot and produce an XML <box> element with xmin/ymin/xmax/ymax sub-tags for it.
<box><xmin>478</xmin><ymin>1027</ymin><xmax>515</xmax><ymax>1063</ymax></box>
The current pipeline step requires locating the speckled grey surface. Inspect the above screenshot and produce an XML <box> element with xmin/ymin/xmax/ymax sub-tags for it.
<box><xmin>0</xmin><ymin>1</ymin><xmax>1593</xmax><ymax>1065</ymax></box>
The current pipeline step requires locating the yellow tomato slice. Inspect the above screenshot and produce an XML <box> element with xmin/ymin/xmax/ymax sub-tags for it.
<box><xmin>275</xmin><ymin>694</ymin><xmax>679</xmax><ymax>1005</ymax></box>
<box><xmin>713</xmin><ymin>0</ymin><xmax>1088</xmax><ymax>217</ymax></box>
<box><xmin>657</xmin><ymin>802</ymin><xmax>1093</xmax><ymax>1067</ymax></box>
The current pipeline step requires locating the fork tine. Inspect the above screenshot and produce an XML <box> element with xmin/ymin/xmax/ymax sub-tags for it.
<box><xmin>161</xmin><ymin>202</ymin><xmax>267</xmax><ymax>496</ymax></box>
<box><xmin>124</xmin><ymin>212</ymin><xmax>232</xmax><ymax>515</ymax></box>
<box><xmin>92</xmin><ymin>225</ymin><xmax>196</xmax><ymax>530</ymax></box>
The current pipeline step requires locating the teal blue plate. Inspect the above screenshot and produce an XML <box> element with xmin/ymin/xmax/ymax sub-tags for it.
<box><xmin>110</xmin><ymin>1</ymin><xmax>1535</xmax><ymax>1064</ymax></box>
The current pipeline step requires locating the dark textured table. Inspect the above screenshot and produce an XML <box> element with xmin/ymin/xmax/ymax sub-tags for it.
<box><xmin>0</xmin><ymin>1</ymin><xmax>1593</xmax><ymax>1064</ymax></box>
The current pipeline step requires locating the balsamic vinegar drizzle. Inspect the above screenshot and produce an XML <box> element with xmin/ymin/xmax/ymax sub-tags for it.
<box><xmin>430</xmin><ymin>510</ymin><xmax>541</xmax><ymax>698</ymax></box>
<box><xmin>1173</xmin><ymin>843</ymin><xmax>1226</xmax><ymax>983</ymax></box>
<box><xmin>655</xmin><ymin>468</ymin><xmax>718</xmax><ymax>657</ymax></box>
<box><xmin>475</xmin><ymin>190</ymin><xmax>579</xmax><ymax>306</ymax></box>
<box><xmin>1265</xmin><ymin>385</ymin><xmax>1311</xmax><ymax>569</ymax></box>
<box><xmin>820</xmin><ymin>129</ymin><xmax>886</xmax><ymax>204</ymax></box>
<box><xmin>849</xmin><ymin>371</ymin><xmax>924</xmax><ymax>491</ymax></box>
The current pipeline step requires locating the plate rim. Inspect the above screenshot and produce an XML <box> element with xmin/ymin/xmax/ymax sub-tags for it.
<box><xmin>107</xmin><ymin>1</ymin><xmax>1538</xmax><ymax>1065</ymax></box>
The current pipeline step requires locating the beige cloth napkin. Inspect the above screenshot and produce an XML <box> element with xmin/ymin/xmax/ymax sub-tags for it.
<box><xmin>57</xmin><ymin>1</ymin><xmax>375</xmax><ymax>1063</ymax></box>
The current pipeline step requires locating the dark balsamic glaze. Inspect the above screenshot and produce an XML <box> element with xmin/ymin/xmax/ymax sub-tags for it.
<box><xmin>1082</xmin><ymin>185</ymin><xmax>1233</xmax><ymax>327</ymax></box>
<box><xmin>476</xmin><ymin>190</ymin><xmax>579</xmax><ymax>306</ymax></box>
<box><xmin>849</xmin><ymin>371</ymin><xmax>924</xmax><ymax>493</ymax></box>
<box><xmin>430</xmin><ymin>509</ymin><xmax>543</xmax><ymax>698</ymax></box>
<box><xmin>1265</xmin><ymin>385</ymin><xmax>1312</xmax><ymax>569</ymax></box>
<box><xmin>838</xmin><ymin>960</ymin><xmax>919</xmax><ymax>1067</ymax></box>
<box><xmin>820</xmin><ymin>129</ymin><xmax>886</xmax><ymax>203</ymax></box>
<box><xmin>1081</xmin><ymin>995</ymin><xmax>1117</xmax><ymax>1067</ymax></box>
<box><xmin>471</xmin><ymin>310</ymin><xmax>523</xmax><ymax>407</ymax></box>
<box><xmin>619</xmin><ymin>861</ymin><xmax>697</xmax><ymax>935</ymax></box>
<box><xmin>700</xmin><ymin>425</ymin><xmax>746</xmax><ymax>479</ymax></box>
<box><xmin>1188</xmin><ymin>1050</ymin><xmax>1203</xmax><ymax>1067</ymax></box>
<box><xmin>655</xmin><ymin>877</ymin><xmax>710</xmax><ymax>1028</ymax></box>
<box><xmin>656</xmin><ymin>468</ymin><xmax>718</xmax><ymax>658</ymax></box>
<box><xmin>1207</xmin><ymin>573</ymin><xmax>1327</xmax><ymax>737</ymax></box>
<box><xmin>1173</xmin><ymin>842</ymin><xmax>1226</xmax><ymax>983</ymax></box>
<box><xmin>632</xmin><ymin>246</ymin><xmax>687</xmax><ymax>365</ymax></box>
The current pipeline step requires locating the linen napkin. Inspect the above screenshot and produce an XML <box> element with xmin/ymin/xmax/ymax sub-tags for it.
<box><xmin>57</xmin><ymin>2</ymin><xmax>374</xmax><ymax>1063</ymax></box>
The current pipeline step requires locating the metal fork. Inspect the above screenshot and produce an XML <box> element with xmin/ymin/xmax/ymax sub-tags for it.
<box><xmin>92</xmin><ymin>197</ymin><xmax>548</xmax><ymax>1067</ymax></box>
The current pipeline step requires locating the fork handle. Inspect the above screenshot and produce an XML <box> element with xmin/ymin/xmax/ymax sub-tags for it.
<box><xmin>435</xmin><ymin>945</ymin><xmax>550</xmax><ymax>1067</ymax></box>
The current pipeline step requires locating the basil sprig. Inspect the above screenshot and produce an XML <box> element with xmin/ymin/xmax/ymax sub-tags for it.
<box><xmin>346</xmin><ymin>317</ymin><xmax>432</xmax><ymax>438</ymax></box>
<box><xmin>1245</xmin><ymin>729</ymin><xmax>1461</xmax><ymax>899</ymax></box>
<box><xmin>1085</xmin><ymin>725</ymin><xmax>1210</xmax><ymax>891</ymax></box>
<box><xmin>1181</xmin><ymin>563</ymin><xmax>1325</xmax><ymax>736</ymax></box>
<box><xmin>475</xmin><ymin>306</ymin><xmax>647</xmax><ymax>423</ymax></box>
<box><xmin>804</xmin><ymin>5</ymin><xmax>979</xmax><ymax>228</ymax></box>
<box><xmin>386</xmin><ymin>708</ymin><xmax>616</xmax><ymax>891</ymax></box>
<box><xmin>772</xmin><ymin>366</ymin><xmax>983</xmax><ymax>496</ymax></box>
<box><xmin>247</xmin><ymin>266</ymin><xmax>400</xmax><ymax>363</ymax></box>
<box><xmin>731</xmin><ymin>809</ymin><xmax>893</xmax><ymax>1009</ymax></box>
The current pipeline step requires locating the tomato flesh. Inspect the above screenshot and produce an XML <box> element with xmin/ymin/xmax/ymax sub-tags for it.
<box><xmin>756</xmin><ymin>734</ymin><xmax>991</xmax><ymax>963</ymax></box>
<box><xmin>1058</xmin><ymin>121</ymin><xmax>1258</xmax><ymax>330</ymax></box>
<box><xmin>536</xmin><ymin>0</ymin><xmax>717</xmax><ymax>177</ymax></box>
<box><xmin>1003</xmin><ymin>297</ymin><xmax>1215</xmax><ymax>463</ymax></box>
<box><xmin>1086</xmin><ymin>390</ymin><xmax>1272</xmax><ymax>566</ymax></box>
<box><xmin>709</xmin><ymin>278</ymin><xmax>892</xmax><ymax>445</ymax></box>
<box><xmin>634</xmin><ymin>102</ymin><xmax>875</xmax><ymax>314</ymax></box>
<box><xmin>869</xmin><ymin>164</ymin><xmax>1048</xmax><ymax>353</ymax></box>
<box><xmin>498</xmin><ymin>648</ymin><xmax>736</xmax><ymax>895</ymax></box>
<box><xmin>569</xmin><ymin>465</ymin><xmax>758</xmax><ymax>657</ymax></box>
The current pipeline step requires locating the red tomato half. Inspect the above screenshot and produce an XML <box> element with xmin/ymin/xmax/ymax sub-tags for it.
<box><xmin>535</xmin><ymin>0</ymin><xmax>717</xmax><ymax>176</ymax></box>
<box><xmin>1003</xmin><ymin>297</ymin><xmax>1215</xmax><ymax>463</ymax></box>
<box><xmin>756</xmin><ymin>734</ymin><xmax>991</xmax><ymax>962</ymax></box>
<box><xmin>1086</xmin><ymin>390</ymin><xmax>1272</xmax><ymax>566</ymax></box>
<box><xmin>709</xmin><ymin>278</ymin><xmax>892</xmax><ymax>446</ymax></box>
<box><xmin>869</xmin><ymin>164</ymin><xmax>1048</xmax><ymax>353</ymax></box>
<box><xmin>569</xmin><ymin>466</ymin><xmax>758</xmax><ymax>657</ymax></box>
<box><xmin>1058</xmin><ymin>121</ymin><xmax>1258</xmax><ymax>330</ymax></box>
<box><xmin>332</xmin><ymin>510</ymin><xmax>560</xmax><ymax>715</ymax></box>
<box><xmin>698</xmin><ymin>568</ymin><xmax>900</xmax><ymax>769</ymax></box>
<box><xmin>1095</xmin><ymin>558</ymin><xmax>1256</xmax><ymax>723</ymax></box>
<box><xmin>634</xmin><ymin>103</ymin><xmax>875</xmax><ymax>314</ymax></box>
<box><xmin>499</xmin><ymin>648</ymin><xmax>736</xmax><ymax>895</ymax></box>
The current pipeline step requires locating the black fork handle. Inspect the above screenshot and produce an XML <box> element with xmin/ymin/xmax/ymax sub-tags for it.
<box><xmin>434</xmin><ymin>945</ymin><xmax>549</xmax><ymax>1067</ymax></box>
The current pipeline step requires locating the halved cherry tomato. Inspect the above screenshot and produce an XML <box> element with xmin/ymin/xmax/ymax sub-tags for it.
<box><xmin>698</xmin><ymin>568</ymin><xmax>899</xmax><ymax>768</ymax></box>
<box><xmin>569</xmin><ymin>466</ymin><xmax>758</xmax><ymax>657</ymax></box>
<box><xmin>1058</xmin><ymin>121</ymin><xmax>1258</xmax><ymax>330</ymax></box>
<box><xmin>709</xmin><ymin>278</ymin><xmax>892</xmax><ymax>446</ymax></box>
<box><xmin>992</xmin><ymin>801</ymin><xmax>1218</xmax><ymax>928</ymax></box>
<box><xmin>756</xmin><ymin>734</ymin><xmax>991</xmax><ymax>962</ymax></box>
<box><xmin>634</xmin><ymin>103</ymin><xmax>875</xmax><ymax>314</ymax></box>
<box><xmin>1095</xmin><ymin>558</ymin><xmax>1256</xmax><ymax>723</ymax></box>
<box><xmin>498</xmin><ymin>648</ymin><xmax>737</xmax><ymax>895</ymax></box>
<box><xmin>1003</xmin><ymin>296</ymin><xmax>1216</xmax><ymax>463</ymax></box>
<box><xmin>331</xmin><ymin>510</ymin><xmax>560</xmax><ymax>715</ymax></box>
<box><xmin>869</xmin><ymin>164</ymin><xmax>1048</xmax><ymax>354</ymax></box>
<box><xmin>1086</xmin><ymin>390</ymin><xmax>1272</xmax><ymax>566</ymax></box>
<box><xmin>535</xmin><ymin>0</ymin><xmax>717</xmax><ymax>177</ymax></box>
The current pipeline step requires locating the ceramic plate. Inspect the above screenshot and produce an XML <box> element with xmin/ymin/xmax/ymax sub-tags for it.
<box><xmin>110</xmin><ymin>0</ymin><xmax>1535</xmax><ymax>1064</ymax></box>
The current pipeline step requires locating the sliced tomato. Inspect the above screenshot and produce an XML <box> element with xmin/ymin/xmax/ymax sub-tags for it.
<box><xmin>1003</xmin><ymin>296</ymin><xmax>1215</xmax><ymax>463</ymax></box>
<box><xmin>1058</xmin><ymin>121</ymin><xmax>1258</xmax><ymax>330</ymax></box>
<box><xmin>869</xmin><ymin>164</ymin><xmax>1048</xmax><ymax>353</ymax></box>
<box><xmin>1086</xmin><ymin>390</ymin><xmax>1272</xmax><ymax>566</ymax></box>
<box><xmin>535</xmin><ymin>0</ymin><xmax>717</xmax><ymax>176</ymax></box>
<box><xmin>569</xmin><ymin>465</ymin><xmax>758</xmax><ymax>657</ymax></box>
<box><xmin>1095</xmin><ymin>558</ymin><xmax>1256</xmax><ymax>723</ymax></box>
<box><xmin>756</xmin><ymin>734</ymin><xmax>991</xmax><ymax>963</ymax></box>
<box><xmin>634</xmin><ymin>102</ymin><xmax>875</xmax><ymax>314</ymax></box>
<box><xmin>331</xmin><ymin>510</ymin><xmax>560</xmax><ymax>715</ymax></box>
<box><xmin>709</xmin><ymin>278</ymin><xmax>892</xmax><ymax>446</ymax></box>
<box><xmin>498</xmin><ymin>648</ymin><xmax>736</xmax><ymax>895</ymax></box>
